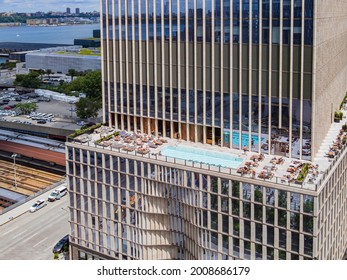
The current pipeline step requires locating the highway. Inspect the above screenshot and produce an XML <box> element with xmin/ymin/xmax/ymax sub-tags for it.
<box><xmin>0</xmin><ymin>195</ymin><xmax>69</xmax><ymax>260</ymax></box>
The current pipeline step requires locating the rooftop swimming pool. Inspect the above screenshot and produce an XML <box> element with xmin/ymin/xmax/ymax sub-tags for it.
<box><xmin>161</xmin><ymin>145</ymin><xmax>244</xmax><ymax>169</ymax></box>
<box><xmin>224</xmin><ymin>131</ymin><xmax>263</xmax><ymax>148</ymax></box>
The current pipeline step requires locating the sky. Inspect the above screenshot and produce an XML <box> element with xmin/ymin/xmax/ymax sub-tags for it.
<box><xmin>0</xmin><ymin>0</ymin><xmax>100</xmax><ymax>13</ymax></box>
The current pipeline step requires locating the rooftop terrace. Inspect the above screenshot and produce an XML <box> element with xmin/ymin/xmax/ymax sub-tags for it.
<box><xmin>67</xmin><ymin>118</ymin><xmax>347</xmax><ymax>193</ymax></box>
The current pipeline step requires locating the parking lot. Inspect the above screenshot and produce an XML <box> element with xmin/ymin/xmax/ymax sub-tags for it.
<box><xmin>0</xmin><ymin>88</ymin><xmax>82</xmax><ymax>130</ymax></box>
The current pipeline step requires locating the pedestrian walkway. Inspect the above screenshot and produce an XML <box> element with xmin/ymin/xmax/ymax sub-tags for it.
<box><xmin>0</xmin><ymin>179</ymin><xmax>66</xmax><ymax>226</ymax></box>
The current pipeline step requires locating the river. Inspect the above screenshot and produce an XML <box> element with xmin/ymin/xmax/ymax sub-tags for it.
<box><xmin>0</xmin><ymin>23</ymin><xmax>100</xmax><ymax>45</ymax></box>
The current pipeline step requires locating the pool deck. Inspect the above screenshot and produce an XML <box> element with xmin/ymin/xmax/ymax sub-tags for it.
<box><xmin>160</xmin><ymin>145</ymin><xmax>243</xmax><ymax>169</ymax></box>
<box><xmin>68</xmin><ymin>118</ymin><xmax>347</xmax><ymax>193</ymax></box>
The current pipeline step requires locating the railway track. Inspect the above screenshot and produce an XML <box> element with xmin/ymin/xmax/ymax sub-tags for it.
<box><xmin>0</xmin><ymin>159</ymin><xmax>64</xmax><ymax>197</ymax></box>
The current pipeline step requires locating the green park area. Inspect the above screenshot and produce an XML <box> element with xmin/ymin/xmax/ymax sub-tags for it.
<box><xmin>55</xmin><ymin>48</ymin><xmax>100</xmax><ymax>56</ymax></box>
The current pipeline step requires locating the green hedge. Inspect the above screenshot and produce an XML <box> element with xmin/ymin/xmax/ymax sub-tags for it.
<box><xmin>296</xmin><ymin>163</ymin><xmax>310</xmax><ymax>183</ymax></box>
<box><xmin>68</xmin><ymin>123</ymin><xmax>103</xmax><ymax>138</ymax></box>
<box><xmin>339</xmin><ymin>92</ymin><xmax>347</xmax><ymax>110</ymax></box>
<box><xmin>96</xmin><ymin>131</ymin><xmax>120</xmax><ymax>144</ymax></box>
<box><xmin>335</xmin><ymin>110</ymin><xmax>343</xmax><ymax>122</ymax></box>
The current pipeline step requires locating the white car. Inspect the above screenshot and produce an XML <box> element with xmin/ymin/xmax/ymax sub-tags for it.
<box><xmin>29</xmin><ymin>199</ymin><xmax>47</xmax><ymax>213</ymax></box>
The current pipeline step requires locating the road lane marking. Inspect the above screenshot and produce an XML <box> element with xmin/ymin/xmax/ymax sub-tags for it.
<box><xmin>33</xmin><ymin>237</ymin><xmax>48</xmax><ymax>248</ymax></box>
<box><xmin>22</xmin><ymin>229</ymin><xmax>44</xmax><ymax>243</ymax></box>
<box><xmin>11</xmin><ymin>229</ymin><xmax>27</xmax><ymax>240</ymax></box>
<box><xmin>50</xmin><ymin>201</ymin><xmax>66</xmax><ymax>210</ymax></box>
<box><xmin>0</xmin><ymin>226</ymin><xmax>19</xmax><ymax>237</ymax></box>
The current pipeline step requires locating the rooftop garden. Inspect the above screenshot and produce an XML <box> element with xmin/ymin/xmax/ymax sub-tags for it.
<box><xmin>339</xmin><ymin>92</ymin><xmax>347</xmax><ymax>110</ymax></box>
<box><xmin>68</xmin><ymin>123</ymin><xmax>103</xmax><ymax>138</ymax></box>
<box><xmin>55</xmin><ymin>48</ymin><xmax>101</xmax><ymax>56</ymax></box>
<box><xmin>77</xmin><ymin>37</ymin><xmax>101</xmax><ymax>41</ymax></box>
<box><xmin>296</xmin><ymin>163</ymin><xmax>310</xmax><ymax>183</ymax></box>
<box><xmin>96</xmin><ymin>131</ymin><xmax>120</xmax><ymax>144</ymax></box>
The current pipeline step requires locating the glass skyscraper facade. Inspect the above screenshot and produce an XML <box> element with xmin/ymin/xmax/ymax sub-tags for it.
<box><xmin>102</xmin><ymin>0</ymin><xmax>314</xmax><ymax>160</ymax></box>
<box><xmin>66</xmin><ymin>1</ymin><xmax>347</xmax><ymax>260</ymax></box>
<box><xmin>105</xmin><ymin>0</ymin><xmax>313</xmax><ymax>45</ymax></box>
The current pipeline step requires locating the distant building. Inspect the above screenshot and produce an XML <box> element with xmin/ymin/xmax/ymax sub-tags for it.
<box><xmin>74</xmin><ymin>29</ymin><xmax>101</xmax><ymax>48</ymax></box>
<box><xmin>27</xmin><ymin>18</ymin><xmax>59</xmax><ymax>26</ymax></box>
<box><xmin>93</xmin><ymin>30</ymin><xmax>100</xmax><ymax>38</ymax></box>
<box><xmin>66</xmin><ymin>7</ymin><xmax>71</xmax><ymax>14</ymax></box>
<box><xmin>75</xmin><ymin>8</ymin><xmax>80</xmax><ymax>15</ymax></box>
<box><xmin>0</xmin><ymin>42</ymin><xmax>73</xmax><ymax>62</ymax></box>
<box><xmin>25</xmin><ymin>46</ymin><xmax>101</xmax><ymax>74</ymax></box>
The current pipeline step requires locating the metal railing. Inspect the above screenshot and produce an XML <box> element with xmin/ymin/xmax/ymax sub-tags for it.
<box><xmin>67</xmin><ymin>136</ymin><xmax>344</xmax><ymax>192</ymax></box>
<box><xmin>314</xmin><ymin>140</ymin><xmax>347</xmax><ymax>190</ymax></box>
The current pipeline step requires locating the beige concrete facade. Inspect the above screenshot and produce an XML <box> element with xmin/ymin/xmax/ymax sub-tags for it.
<box><xmin>312</xmin><ymin>0</ymin><xmax>347</xmax><ymax>158</ymax></box>
<box><xmin>66</xmin><ymin>0</ymin><xmax>347</xmax><ymax>260</ymax></box>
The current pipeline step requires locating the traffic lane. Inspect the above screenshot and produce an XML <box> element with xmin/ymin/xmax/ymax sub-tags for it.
<box><xmin>0</xmin><ymin>197</ymin><xmax>69</xmax><ymax>260</ymax></box>
<box><xmin>0</xmin><ymin>196</ymin><xmax>69</xmax><ymax>260</ymax></box>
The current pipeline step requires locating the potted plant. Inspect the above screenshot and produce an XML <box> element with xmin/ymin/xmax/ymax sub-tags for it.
<box><xmin>334</xmin><ymin>110</ymin><xmax>343</xmax><ymax>122</ymax></box>
<box><xmin>62</xmin><ymin>243</ymin><xmax>69</xmax><ymax>260</ymax></box>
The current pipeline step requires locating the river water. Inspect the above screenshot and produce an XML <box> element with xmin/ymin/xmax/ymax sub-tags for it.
<box><xmin>0</xmin><ymin>23</ymin><xmax>100</xmax><ymax>45</ymax></box>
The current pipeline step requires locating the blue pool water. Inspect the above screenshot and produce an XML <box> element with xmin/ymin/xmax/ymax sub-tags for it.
<box><xmin>224</xmin><ymin>132</ymin><xmax>263</xmax><ymax>147</ymax></box>
<box><xmin>161</xmin><ymin>145</ymin><xmax>243</xmax><ymax>169</ymax></box>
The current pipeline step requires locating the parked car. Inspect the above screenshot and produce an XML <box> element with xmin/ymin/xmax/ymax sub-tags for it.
<box><xmin>29</xmin><ymin>199</ymin><xmax>47</xmax><ymax>213</ymax></box>
<box><xmin>38</xmin><ymin>97</ymin><xmax>50</xmax><ymax>102</ymax></box>
<box><xmin>52</xmin><ymin>235</ymin><xmax>69</xmax><ymax>254</ymax></box>
<box><xmin>76</xmin><ymin>121</ymin><xmax>86</xmax><ymax>126</ymax></box>
<box><xmin>28</xmin><ymin>93</ymin><xmax>39</xmax><ymax>98</ymax></box>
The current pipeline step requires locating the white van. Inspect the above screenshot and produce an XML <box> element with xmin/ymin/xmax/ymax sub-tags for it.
<box><xmin>48</xmin><ymin>185</ymin><xmax>67</xmax><ymax>202</ymax></box>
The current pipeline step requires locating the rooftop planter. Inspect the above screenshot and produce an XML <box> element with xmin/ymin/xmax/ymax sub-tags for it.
<box><xmin>68</xmin><ymin>123</ymin><xmax>103</xmax><ymax>139</ymax></box>
<box><xmin>339</xmin><ymin>92</ymin><xmax>347</xmax><ymax>110</ymax></box>
<box><xmin>96</xmin><ymin>131</ymin><xmax>120</xmax><ymax>144</ymax></box>
<box><xmin>296</xmin><ymin>163</ymin><xmax>310</xmax><ymax>184</ymax></box>
<box><xmin>334</xmin><ymin>110</ymin><xmax>343</xmax><ymax>122</ymax></box>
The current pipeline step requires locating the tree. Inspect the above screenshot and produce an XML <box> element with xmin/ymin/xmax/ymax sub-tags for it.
<box><xmin>37</xmin><ymin>69</ymin><xmax>45</xmax><ymax>81</ymax></box>
<box><xmin>65</xmin><ymin>77</ymin><xmax>84</xmax><ymax>94</ymax></box>
<box><xmin>15</xmin><ymin>103</ymin><xmax>38</xmax><ymax>115</ymax></box>
<box><xmin>45</xmin><ymin>69</ymin><xmax>52</xmax><ymax>80</ymax></box>
<box><xmin>0</xmin><ymin>61</ymin><xmax>16</xmax><ymax>70</ymax></box>
<box><xmin>63</xmin><ymin>70</ymin><xmax>102</xmax><ymax>101</ymax></box>
<box><xmin>75</xmin><ymin>97</ymin><xmax>102</xmax><ymax>119</ymax></box>
<box><xmin>67</xmin><ymin>68</ymin><xmax>78</xmax><ymax>81</ymax></box>
<box><xmin>81</xmin><ymin>70</ymin><xmax>102</xmax><ymax>100</ymax></box>
<box><xmin>13</xmin><ymin>72</ymin><xmax>41</xmax><ymax>88</ymax></box>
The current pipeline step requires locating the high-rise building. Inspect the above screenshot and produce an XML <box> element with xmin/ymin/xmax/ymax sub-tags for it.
<box><xmin>76</xmin><ymin>8</ymin><xmax>80</xmax><ymax>15</ymax></box>
<box><xmin>66</xmin><ymin>0</ymin><xmax>347</xmax><ymax>260</ymax></box>
<box><xmin>66</xmin><ymin>7</ymin><xmax>71</xmax><ymax>14</ymax></box>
